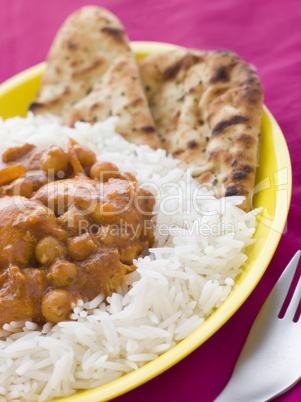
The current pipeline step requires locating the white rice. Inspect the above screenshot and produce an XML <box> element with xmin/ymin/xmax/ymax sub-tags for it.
<box><xmin>0</xmin><ymin>113</ymin><xmax>259</xmax><ymax>401</ymax></box>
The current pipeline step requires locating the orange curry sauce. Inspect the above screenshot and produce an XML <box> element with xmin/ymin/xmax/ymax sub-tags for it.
<box><xmin>0</xmin><ymin>138</ymin><xmax>155</xmax><ymax>325</ymax></box>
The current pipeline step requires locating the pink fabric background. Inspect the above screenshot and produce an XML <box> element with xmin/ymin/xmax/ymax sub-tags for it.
<box><xmin>0</xmin><ymin>0</ymin><xmax>301</xmax><ymax>400</ymax></box>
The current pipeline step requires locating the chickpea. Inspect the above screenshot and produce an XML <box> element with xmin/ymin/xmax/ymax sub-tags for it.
<box><xmin>67</xmin><ymin>233</ymin><xmax>97</xmax><ymax>260</ymax></box>
<box><xmin>41</xmin><ymin>289</ymin><xmax>77</xmax><ymax>323</ymax></box>
<box><xmin>35</xmin><ymin>236</ymin><xmax>65</xmax><ymax>265</ymax></box>
<box><xmin>122</xmin><ymin>172</ymin><xmax>137</xmax><ymax>182</ymax></box>
<box><xmin>47</xmin><ymin>259</ymin><xmax>78</xmax><ymax>286</ymax></box>
<box><xmin>90</xmin><ymin>161</ymin><xmax>119</xmax><ymax>182</ymax></box>
<box><xmin>41</xmin><ymin>146</ymin><xmax>68</xmax><ymax>176</ymax></box>
<box><xmin>74</xmin><ymin>144</ymin><xmax>97</xmax><ymax>168</ymax></box>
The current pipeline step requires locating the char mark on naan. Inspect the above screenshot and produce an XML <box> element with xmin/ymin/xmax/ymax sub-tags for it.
<box><xmin>139</xmin><ymin>48</ymin><xmax>263</xmax><ymax>211</ymax></box>
<box><xmin>29</xmin><ymin>6</ymin><xmax>161</xmax><ymax>150</ymax></box>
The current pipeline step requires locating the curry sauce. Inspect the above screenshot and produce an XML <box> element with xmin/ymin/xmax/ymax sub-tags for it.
<box><xmin>0</xmin><ymin>139</ymin><xmax>155</xmax><ymax>325</ymax></box>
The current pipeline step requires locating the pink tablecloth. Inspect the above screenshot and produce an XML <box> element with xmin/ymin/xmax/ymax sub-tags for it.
<box><xmin>0</xmin><ymin>0</ymin><xmax>301</xmax><ymax>401</ymax></box>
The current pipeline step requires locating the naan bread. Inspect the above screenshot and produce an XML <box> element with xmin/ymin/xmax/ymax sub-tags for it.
<box><xmin>29</xmin><ymin>6</ymin><xmax>160</xmax><ymax>149</ymax></box>
<box><xmin>139</xmin><ymin>48</ymin><xmax>263</xmax><ymax>211</ymax></box>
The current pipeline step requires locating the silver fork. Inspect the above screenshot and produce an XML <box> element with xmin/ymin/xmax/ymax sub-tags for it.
<box><xmin>215</xmin><ymin>250</ymin><xmax>301</xmax><ymax>402</ymax></box>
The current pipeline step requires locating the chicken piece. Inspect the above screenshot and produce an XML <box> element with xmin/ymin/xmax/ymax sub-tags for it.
<box><xmin>79</xmin><ymin>249</ymin><xmax>131</xmax><ymax>299</ymax></box>
<box><xmin>0</xmin><ymin>196</ymin><xmax>67</xmax><ymax>267</ymax></box>
<box><xmin>57</xmin><ymin>208</ymin><xmax>93</xmax><ymax>235</ymax></box>
<box><xmin>0</xmin><ymin>266</ymin><xmax>46</xmax><ymax>325</ymax></box>
<box><xmin>32</xmin><ymin>176</ymin><xmax>97</xmax><ymax>215</ymax></box>
<box><xmin>97</xmin><ymin>224</ymin><xmax>149</xmax><ymax>264</ymax></box>
<box><xmin>0</xmin><ymin>177</ymin><xmax>33</xmax><ymax>198</ymax></box>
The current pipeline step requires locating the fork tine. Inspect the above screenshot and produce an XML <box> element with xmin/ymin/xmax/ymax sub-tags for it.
<box><xmin>284</xmin><ymin>275</ymin><xmax>301</xmax><ymax>321</ymax></box>
<box><xmin>293</xmin><ymin>293</ymin><xmax>301</xmax><ymax>322</ymax></box>
<box><xmin>277</xmin><ymin>251</ymin><xmax>301</xmax><ymax>317</ymax></box>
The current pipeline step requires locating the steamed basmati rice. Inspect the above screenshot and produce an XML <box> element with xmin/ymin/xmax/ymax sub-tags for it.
<box><xmin>0</xmin><ymin>113</ymin><xmax>259</xmax><ymax>401</ymax></box>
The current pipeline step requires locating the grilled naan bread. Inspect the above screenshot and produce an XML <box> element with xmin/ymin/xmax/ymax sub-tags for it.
<box><xmin>139</xmin><ymin>48</ymin><xmax>263</xmax><ymax>211</ymax></box>
<box><xmin>29</xmin><ymin>6</ymin><xmax>160</xmax><ymax>149</ymax></box>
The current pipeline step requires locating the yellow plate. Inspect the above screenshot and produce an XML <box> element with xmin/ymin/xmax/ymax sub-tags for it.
<box><xmin>0</xmin><ymin>41</ymin><xmax>292</xmax><ymax>402</ymax></box>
